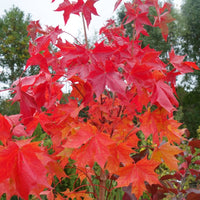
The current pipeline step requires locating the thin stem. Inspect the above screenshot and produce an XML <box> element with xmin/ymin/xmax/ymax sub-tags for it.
<box><xmin>64</xmin><ymin>31</ymin><xmax>82</xmax><ymax>44</ymax></box>
<box><xmin>76</xmin><ymin>167</ymin><xmax>98</xmax><ymax>199</ymax></box>
<box><xmin>0</xmin><ymin>87</ymin><xmax>11</xmax><ymax>93</ymax></box>
<box><xmin>81</xmin><ymin>13</ymin><xmax>89</xmax><ymax>49</ymax></box>
<box><xmin>124</xmin><ymin>124</ymin><xmax>140</xmax><ymax>142</ymax></box>
<box><xmin>106</xmin><ymin>179</ymin><xmax>114</xmax><ymax>200</ymax></box>
<box><xmin>117</xmin><ymin>105</ymin><xmax>122</xmax><ymax>117</ymax></box>
<box><xmin>72</xmin><ymin>83</ymin><xmax>85</xmax><ymax>98</ymax></box>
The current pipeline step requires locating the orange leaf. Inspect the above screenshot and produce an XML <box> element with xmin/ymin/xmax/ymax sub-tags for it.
<box><xmin>161</xmin><ymin>119</ymin><xmax>185</xmax><ymax>144</ymax></box>
<box><xmin>63</xmin><ymin>189</ymin><xmax>93</xmax><ymax>200</ymax></box>
<box><xmin>140</xmin><ymin>108</ymin><xmax>184</xmax><ymax>145</ymax></box>
<box><xmin>116</xmin><ymin>157</ymin><xmax>160</xmax><ymax>199</ymax></box>
<box><xmin>64</xmin><ymin>123</ymin><xmax>96</xmax><ymax>148</ymax></box>
<box><xmin>71</xmin><ymin>132</ymin><xmax>114</xmax><ymax>168</ymax></box>
<box><xmin>0</xmin><ymin>141</ymin><xmax>52</xmax><ymax>200</ymax></box>
<box><xmin>106</xmin><ymin>143</ymin><xmax>134</xmax><ymax>173</ymax></box>
<box><xmin>76</xmin><ymin>166</ymin><xmax>94</xmax><ymax>183</ymax></box>
<box><xmin>151</xmin><ymin>142</ymin><xmax>182</xmax><ymax>171</ymax></box>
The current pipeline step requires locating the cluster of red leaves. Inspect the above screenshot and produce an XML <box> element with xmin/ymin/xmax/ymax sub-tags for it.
<box><xmin>0</xmin><ymin>0</ymin><xmax>199</xmax><ymax>199</ymax></box>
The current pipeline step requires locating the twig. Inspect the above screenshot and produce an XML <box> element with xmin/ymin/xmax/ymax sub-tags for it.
<box><xmin>81</xmin><ymin>13</ymin><xmax>89</xmax><ymax>49</ymax></box>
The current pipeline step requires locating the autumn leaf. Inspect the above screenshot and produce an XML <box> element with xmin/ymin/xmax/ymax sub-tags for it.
<box><xmin>124</xmin><ymin>1</ymin><xmax>152</xmax><ymax>38</ymax></box>
<box><xmin>153</xmin><ymin>2</ymin><xmax>175</xmax><ymax>41</ymax></box>
<box><xmin>151</xmin><ymin>142</ymin><xmax>182</xmax><ymax>171</ymax></box>
<box><xmin>88</xmin><ymin>60</ymin><xmax>126</xmax><ymax>97</ymax></box>
<box><xmin>114</xmin><ymin>0</ymin><xmax>122</xmax><ymax>11</ymax></box>
<box><xmin>26</xmin><ymin>54</ymin><xmax>49</xmax><ymax>73</ymax></box>
<box><xmin>139</xmin><ymin>107</ymin><xmax>162</xmax><ymax>144</ymax></box>
<box><xmin>55</xmin><ymin>0</ymin><xmax>74</xmax><ymax>24</ymax></box>
<box><xmin>151</xmin><ymin>80</ymin><xmax>179</xmax><ymax>113</ymax></box>
<box><xmin>139</xmin><ymin>108</ymin><xmax>184</xmax><ymax>145</ymax></box>
<box><xmin>6</xmin><ymin>114</ymin><xmax>29</xmax><ymax>137</ymax></box>
<box><xmin>12</xmin><ymin>80</ymin><xmax>38</xmax><ymax>123</ymax></box>
<box><xmin>0</xmin><ymin>114</ymin><xmax>12</xmax><ymax>144</ymax></box>
<box><xmin>0</xmin><ymin>0</ymin><xmax>197</xmax><ymax>199</ymax></box>
<box><xmin>0</xmin><ymin>178</ymin><xmax>18</xmax><ymax>200</ymax></box>
<box><xmin>161</xmin><ymin>118</ymin><xmax>185</xmax><ymax>144</ymax></box>
<box><xmin>116</xmin><ymin>157</ymin><xmax>160</xmax><ymax>199</ymax></box>
<box><xmin>82</xmin><ymin>0</ymin><xmax>99</xmax><ymax>27</ymax></box>
<box><xmin>71</xmin><ymin>132</ymin><xmax>114</xmax><ymax>168</ymax></box>
<box><xmin>64</xmin><ymin>123</ymin><xmax>96</xmax><ymax>148</ymax></box>
<box><xmin>70</xmin><ymin>76</ymin><xmax>93</xmax><ymax>104</ymax></box>
<box><xmin>55</xmin><ymin>0</ymin><xmax>98</xmax><ymax>27</ymax></box>
<box><xmin>169</xmin><ymin>48</ymin><xmax>199</xmax><ymax>73</ymax></box>
<box><xmin>106</xmin><ymin>143</ymin><xmax>134</xmax><ymax>173</ymax></box>
<box><xmin>27</xmin><ymin>20</ymin><xmax>45</xmax><ymax>40</ymax></box>
<box><xmin>62</xmin><ymin>189</ymin><xmax>93</xmax><ymax>200</ymax></box>
<box><xmin>0</xmin><ymin>141</ymin><xmax>52</xmax><ymax>200</ymax></box>
<box><xmin>34</xmin><ymin>26</ymin><xmax>62</xmax><ymax>53</ymax></box>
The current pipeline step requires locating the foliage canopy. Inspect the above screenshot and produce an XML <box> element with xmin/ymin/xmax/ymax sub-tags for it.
<box><xmin>0</xmin><ymin>0</ymin><xmax>200</xmax><ymax>200</ymax></box>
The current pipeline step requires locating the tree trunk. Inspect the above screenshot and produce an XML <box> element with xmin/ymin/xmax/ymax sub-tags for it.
<box><xmin>99</xmin><ymin>170</ymin><xmax>107</xmax><ymax>200</ymax></box>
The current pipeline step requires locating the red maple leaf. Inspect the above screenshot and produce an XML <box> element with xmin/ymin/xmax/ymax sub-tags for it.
<box><xmin>140</xmin><ymin>108</ymin><xmax>185</xmax><ymax>145</ymax></box>
<box><xmin>82</xmin><ymin>0</ymin><xmax>99</xmax><ymax>27</ymax></box>
<box><xmin>88</xmin><ymin>61</ymin><xmax>127</xmax><ymax>97</ymax></box>
<box><xmin>55</xmin><ymin>0</ymin><xmax>98</xmax><ymax>27</ymax></box>
<box><xmin>124</xmin><ymin>2</ymin><xmax>152</xmax><ymax>38</ymax></box>
<box><xmin>70</xmin><ymin>76</ymin><xmax>93</xmax><ymax>104</ymax></box>
<box><xmin>6</xmin><ymin>114</ymin><xmax>29</xmax><ymax>137</ymax></box>
<box><xmin>169</xmin><ymin>48</ymin><xmax>199</xmax><ymax>73</ymax></box>
<box><xmin>114</xmin><ymin>0</ymin><xmax>122</xmax><ymax>11</ymax></box>
<box><xmin>12</xmin><ymin>81</ymin><xmax>38</xmax><ymax>124</ymax></box>
<box><xmin>12</xmin><ymin>72</ymin><xmax>63</xmax><ymax>124</ymax></box>
<box><xmin>34</xmin><ymin>26</ymin><xmax>62</xmax><ymax>53</ymax></box>
<box><xmin>0</xmin><ymin>114</ymin><xmax>12</xmax><ymax>144</ymax></box>
<box><xmin>116</xmin><ymin>157</ymin><xmax>160</xmax><ymax>199</ymax></box>
<box><xmin>153</xmin><ymin>2</ymin><xmax>175</xmax><ymax>41</ymax></box>
<box><xmin>26</xmin><ymin>54</ymin><xmax>49</xmax><ymax>73</ymax></box>
<box><xmin>0</xmin><ymin>141</ymin><xmax>52</xmax><ymax>200</ymax></box>
<box><xmin>55</xmin><ymin>0</ymin><xmax>74</xmax><ymax>24</ymax></box>
<box><xmin>71</xmin><ymin>132</ymin><xmax>114</xmax><ymax>168</ymax></box>
<box><xmin>27</xmin><ymin>20</ymin><xmax>45</xmax><ymax>40</ymax></box>
<box><xmin>151</xmin><ymin>80</ymin><xmax>179</xmax><ymax>113</ymax></box>
<box><xmin>0</xmin><ymin>0</ymin><xmax>197</xmax><ymax>199</ymax></box>
<box><xmin>64</xmin><ymin>123</ymin><xmax>96</xmax><ymax>148</ymax></box>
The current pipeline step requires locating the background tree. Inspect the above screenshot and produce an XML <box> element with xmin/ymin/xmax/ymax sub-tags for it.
<box><xmin>0</xmin><ymin>7</ymin><xmax>33</xmax><ymax>116</ymax></box>
<box><xmin>178</xmin><ymin>0</ymin><xmax>200</xmax><ymax>137</ymax></box>
<box><xmin>0</xmin><ymin>6</ymin><xmax>31</xmax><ymax>85</ymax></box>
<box><xmin>181</xmin><ymin>0</ymin><xmax>200</xmax><ymax>65</ymax></box>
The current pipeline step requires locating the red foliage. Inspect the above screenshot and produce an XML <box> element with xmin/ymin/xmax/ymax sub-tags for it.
<box><xmin>0</xmin><ymin>0</ymin><xmax>199</xmax><ymax>199</ymax></box>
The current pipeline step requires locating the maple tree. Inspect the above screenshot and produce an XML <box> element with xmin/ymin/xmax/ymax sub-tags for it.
<box><xmin>0</xmin><ymin>0</ymin><xmax>200</xmax><ymax>199</ymax></box>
